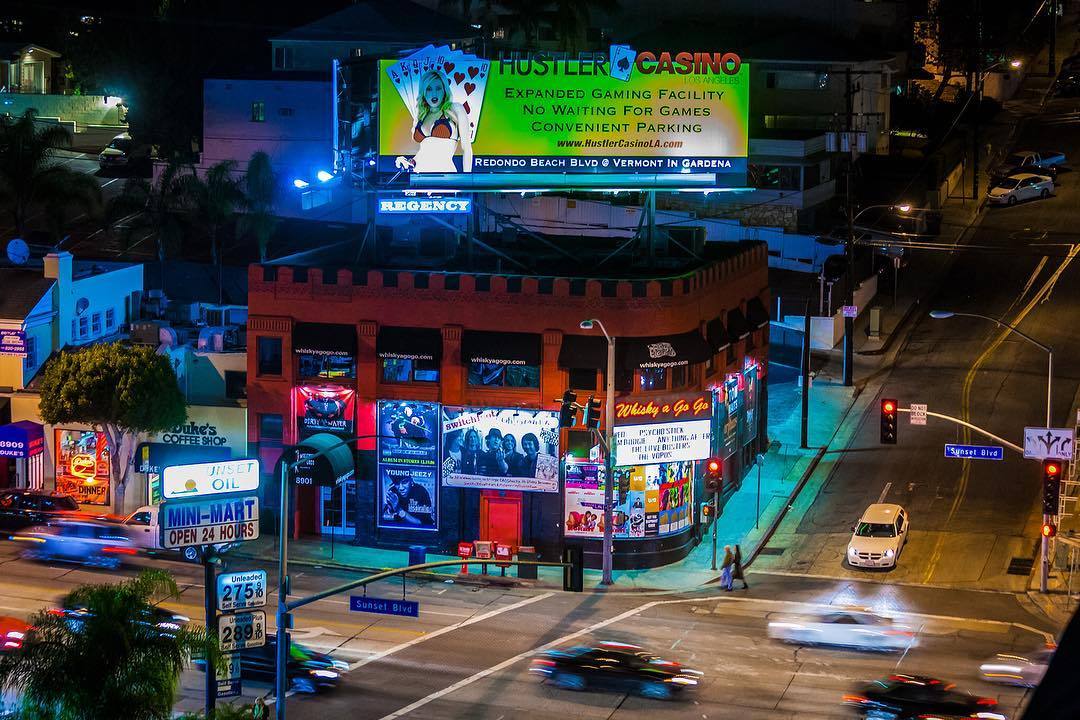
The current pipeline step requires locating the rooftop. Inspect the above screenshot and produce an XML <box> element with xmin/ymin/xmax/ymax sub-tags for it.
<box><xmin>0</xmin><ymin>268</ymin><xmax>52</xmax><ymax>320</ymax></box>
<box><xmin>273</xmin><ymin>0</ymin><xmax>476</xmax><ymax>45</ymax></box>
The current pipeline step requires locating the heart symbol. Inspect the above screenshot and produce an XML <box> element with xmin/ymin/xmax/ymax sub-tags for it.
<box><xmin>464</xmin><ymin>101</ymin><xmax>471</xmax><ymax>114</ymax></box>
<box><xmin>464</xmin><ymin>82</ymin><xmax>476</xmax><ymax>95</ymax></box>
<box><xmin>468</xmin><ymin>66</ymin><xmax>479</xmax><ymax>78</ymax></box>
<box><xmin>454</xmin><ymin>72</ymin><xmax>465</xmax><ymax>84</ymax></box>
<box><xmin>444</xmin><ymin>62</ymin><xmax>454</xmax><ymax>74</ymax></box>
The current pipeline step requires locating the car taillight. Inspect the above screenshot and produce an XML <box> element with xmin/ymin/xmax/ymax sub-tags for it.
<box><xmin>976</xmin><ymin>697</ymin><xmax>998</xmax><ymax>706</ymax></box>
<box><xmin>841</xmin><ymin>694</ymin><xmax>868</xmax><ymax>704</ymax></box>
<box><xmin>102</xmin><ymin>546</ymin><xmax>137</xmax><ymax>555</ymax></box>
<box><xmin>45</xmin><ymin>609</ymin><xmax>64</xmax><ymax>616</ymax></box>
<box><xmin>532</xmin><ymin>659</ymin><xmax>556</xmax><ymax>667</ymax></box>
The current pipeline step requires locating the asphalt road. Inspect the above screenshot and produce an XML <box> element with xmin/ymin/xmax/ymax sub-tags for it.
<box><xmin>754</xmin><ymin>83</ymin><xmax>1080</xmax><ymax>593</ymax></box>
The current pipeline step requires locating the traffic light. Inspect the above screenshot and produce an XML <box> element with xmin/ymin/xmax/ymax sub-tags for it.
<box><xmin>880</xmin><ymin>399</ymin><xmax>898</xmax><ymax>444</ymax></box>
<box><xmin>582</xmin><ymin>396</ymin><xmax>602</xmax><ymax>430</ymax></box>
<box><xmin>558</xmin><ymin>390</ymin><xmax>578</xmax><ymax>428</ymax></box>
<box><xmin>704</xmin><ymin>457</ymin><xmax>722</xmax><ymax>493</ymax></box>
<box><xmin>1042</xmin><ymin>522</ymin><xmax>1057</xmax><ymax>538</ymax></box>
<box><xmin>1042</xmin><ymin>459</ymin><xmax>1062</xmax><ymax>515</ymax></box>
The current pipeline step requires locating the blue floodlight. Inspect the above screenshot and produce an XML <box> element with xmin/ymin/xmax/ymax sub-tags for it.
<box><xmin>316</xmin><ymin>170</ymin><xmax>334</xmax><ymax>183</ymax></box>
<box><xmin>293</xmin><ymin>178</ymin><xmax>310</xmax><ymax>189</ymax></box>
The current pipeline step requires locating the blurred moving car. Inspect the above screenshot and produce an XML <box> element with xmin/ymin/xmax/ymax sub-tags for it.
<box><xmin>529</xmin><ymin>641</ymin><xmax>702</xmax><ymax>700</ymax></box>
<box><xmin>0</xmin><ymin>490</ymin><xmax>83</xmax><ymax>533</ymax></box>
<box><xmin>0</xmin><ymin>617</ymin><xmax>30</xmax><ymax>652</ymax></box>
<box><xmin>97</xmin><ymin>132</ymin><xmax>150</xmax><ymax>172</ymax></box>
<box><xmin>197</xmin><ymin>638</ymin><xmax>347</xmax><ymax>694</ymax></box>
<box><xmin>49</xmin><ymin>602</ymin><xmax>190</xmax><ymax>637</ymax></box>
<box><xmin>979</xmin><ymin>644</ymin><xmax>1055</xmax><ymax>687</ymax></box>
<box><xmin>847</xmin><ymin>503</ymin><xmax>909</xmax><ymax>569</ymax></box>
<box><xmin>767</xmin><ymin>609</ymin><xmax>916</xmax><ymax>651</ymax></box>
<box><xmin>102</xmin><ymin>505</ymin><xmax>226</xmax><ymax>563</ymax></box>
<box><xmin>987</xmin><ymin>173</ymin><xmax>1054</xmax><ymax>206</ymax></box>
<box><xmin>13</xmin><ymin>520</ymin><xmax>137</xmax><ymax>569</ymax></box>
<box><xmin>843</xmin><ymin>674</ymin><xmax>1005</xmax><ymax>719</ymax></box>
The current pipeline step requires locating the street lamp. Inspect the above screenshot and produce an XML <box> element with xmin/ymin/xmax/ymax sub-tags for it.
<box><xmin>930</xmin><ymin>309</ymin><xmax>1053</xmax><ymax>593</ymax></box>
<box><xmin>580</xmin><ymin>318</ymin><xmax>616</xmax><ymax>586</ymax></box>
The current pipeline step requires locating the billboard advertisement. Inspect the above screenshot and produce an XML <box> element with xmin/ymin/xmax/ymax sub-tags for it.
<box><xmin>378</xmin><ymin>400</ymin><xmax>440</xmax><ymax>532</ymax></box>
<box><xmin>441</xmin><ymin>406</ymin><xmax>559</xmax><ymax>492</ymax></box>
<box><xmin>614</xmin><ymin>391</ymin><xmax>713</xmax><ymax>466</ymax></box>
<box><xmin>565</xmin><ymin>460</ymin><xmax>693</xmax><ymax>539</ymax></box>
<box><xmin>377</xmin><ymin>46</ymin><xmax>748</xmax><ymax>184</ymax></box>
<box><xmin>54</xmin><ymin>429</ymin><xmax>110</xmax><ymax>505</ymax></box>
<box><xmin>295</xmin><ymin>385</ymin><xmax>356</xmax><ymax>437</ymax></box>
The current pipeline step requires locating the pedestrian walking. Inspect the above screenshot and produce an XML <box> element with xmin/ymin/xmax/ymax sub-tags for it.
<box><xmin>720</xmin><ymin>545</ymin><xmax>734</xmax><ymax>591</ymax></box>
<box><xmin>733</xmin><ymin>544</ymin><xmax>749</xmax><ymax>589</ymax></box>
<box><xmin>252</xmin><ymin>696</ymin><xmax>268</xmax><ymax>720</ymax></box>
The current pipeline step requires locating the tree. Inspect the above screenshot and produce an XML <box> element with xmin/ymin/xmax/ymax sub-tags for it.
<box><xmin>38</xmin><ymin>343</ymin><xmax>186</xmax><ymax>513</ymax></box>
<box><xmin>0</xmin><ymin>109</ymin><xmax>103</xmax><ymax>237</ymax></box>
<box><xmin>107</xmin><ymin>159</ymin><xmax>191</xmax><ymax>292</ymax></box>
<box><xmin>175</xmin><ymin>704</ymin><xmax>254</xmax><ymax>720</ymax></box>
<box><xmin>0</xmin><ymin>569</ymin><xmax>213</xmax><ymax>720</ymax></box>
<box><xmin>238</xmin><ymin>151</ymin><xmax>279</xmax><ymax>263</ymax></box>
<box><xmin>177</xmin><ymin>160</ymin><xmax>245</xmax><ymax>303</ymax></box>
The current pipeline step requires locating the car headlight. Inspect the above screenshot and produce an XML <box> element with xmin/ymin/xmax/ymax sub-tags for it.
<box><xmin>883</xmin><ymin>549</ymin><xmax>894</xmax><ymax>558</ymax></box>
<box><xmin>310</xmin><ymin>669</ymin><xmax>339</xmax><ymax>679</ymax></box>
<box><xmin>848</xmin><ymin>546</ymin><xmax>858</xmax><ymax>556</ymax></box>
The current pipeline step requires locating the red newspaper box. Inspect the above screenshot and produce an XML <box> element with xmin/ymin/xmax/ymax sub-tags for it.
<box><xmin>457</xmin><ymin>541</ymin><xmax>472</xmax><ymax>574</ymax></box>
<box><xmin>473</xmin><ymin>540</ymin><xmax>493</xmax><ymax>574</ymax></box>
<box><xmin>494</xmin><ymin>543</ymin><xmax>512</xmax><ymax>570</ymax></box>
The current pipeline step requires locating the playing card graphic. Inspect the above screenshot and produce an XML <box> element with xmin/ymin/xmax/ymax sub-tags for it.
<box><xmin>609</xmin><ymin>44</ymin><xmax>635</xmax><ymax>82</ymax></box>
<box><xmin>446</xmin><ymin>54</ymin><xmax>489</xmax><ymax>143</ymax></box>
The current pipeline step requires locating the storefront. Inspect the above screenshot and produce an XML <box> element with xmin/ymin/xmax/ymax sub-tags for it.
<box><xmin>0</xmin><ymin>421</ymin><xmax>45</xmax><ymax>490</ymax></box>
<box><xmin>54</xmin><ymin>429</ymin><xmax>110</xmax><ymax>506</ymax></box>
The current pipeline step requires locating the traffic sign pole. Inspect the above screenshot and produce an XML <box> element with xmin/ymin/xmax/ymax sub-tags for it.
<box><xmin>204</xmin><ymin>555</ymin><xmax>217</xmax><ymax>717</ymax></box>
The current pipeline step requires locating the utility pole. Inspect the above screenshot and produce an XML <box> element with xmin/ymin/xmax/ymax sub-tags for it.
<box><xmin>1050</xmin><ymin>0</ymin><xmax>1058</xmax><ymax>75</ymax></box>
<box><xmin>843</xmin><ymin>66</ymin><xmax>855</xmax><ymax>387</ymax></box>
<box><xmin>972</xmin><ymin>0</ymin><xmax>983</xmax><ymax>202</ymax></box>
<box><xmin>801</xmin><ymin>303</ymin><xmax>811</xmax><ymax>449</ymax></box>
<box><xmin>203</xmin><ymin>556</ymin><xmax>217</xmax><ymax>717</ymax></box>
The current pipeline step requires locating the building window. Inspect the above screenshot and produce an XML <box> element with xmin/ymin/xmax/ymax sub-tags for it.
<box><xmin>256</xmin><ymin>337</ymin><xmax>282</xmax><ymax>375</ymax></box>
<box><xmin>639</xmin><ymin>367</ymin><xmax>667</xmax><ymax>391</ymax></box>
<box><xmin>224</xmin><ymin>370</ymin><xmax>247</xmax><ymax>399</ymax></box>
<box><xmin>78</xmin><ymin>316</ymin><xmax>89</xmax><ymax>339</ymax></box>
<box><xmin>298</xmin><ymin>353</ymin><xmax>356</xmax><ymax>380</ymax></box>
<box><xmin>615</xmin><ymin>367</ymin><xmax>633</xmax><ymax>392</ymax></box>
<box><xmin>91</xmin><ymin>312</ymin><xmax>101</xmax><ymax>337</ymax></box>
<box><xmin>251</xmin><ymin>101</ymin><xmax>266</xmax><ymax>122</ymax></box>
<box><xmin>105</xmin><ymin>307</ymin><xmax>116</xmax><ymax>331</ymax></box>
<box><xmin>23</xmin><ymin>335</ymin><xmax>36</xmax><ymax>370</ymax></box>
<box><xmin>767</xmin><ymin>71</ymin><xmax>829</xmax><ymax>90</ymax></box>
<box><xmin>273</xmin><ymin>46</ymin><xmax>293</xmax><ymax>70</ymax></box>
<box><xmin>568</xmin><ymin>367</ymin><xmax>598</xmax><ymax>391</ymax></box>
<box><xmin>468</xmin><ymin>362</ymin><xmax>540</xmax><ymax>388</ymax></box>
<box><xmin>671</xmin><ymin>365</ymin><xmax>688</xmax><ymax>389</ymax></box>
<box><xmin>381</xmin><ymin>358</ymin><xmax>439</xmax><ymax>384</ymax></box>
<box><xmin>259</xmin><ymin>413</ymin><xmax>284</xmax><ymax>440</ymax></box>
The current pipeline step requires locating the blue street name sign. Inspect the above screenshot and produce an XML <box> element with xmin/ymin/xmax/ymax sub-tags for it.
<box><xmin>350</xmin><ymin>596</ymin><xmax>419</xmax><ymax>617</ymax></box>
<box><xmin>944</xmin><ymin>444</ymin><xmax>1004</xmax><ymax>460</ymax></box>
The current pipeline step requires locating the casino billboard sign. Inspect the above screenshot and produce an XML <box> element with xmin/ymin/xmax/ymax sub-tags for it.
<box><xmin>377</xmin><ymin>45</ymin><xmax>749</xmax><ymax>187</ymax></box>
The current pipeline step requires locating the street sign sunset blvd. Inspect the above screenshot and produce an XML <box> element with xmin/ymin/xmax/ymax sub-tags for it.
<box><xmin>944</xmin><ymin>444</ymin><xmax>1004</xmax><ymax>460</ymax></box>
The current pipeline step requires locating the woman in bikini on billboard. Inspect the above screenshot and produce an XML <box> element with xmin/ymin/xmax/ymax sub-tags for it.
<box><xmin>395</xmin><ymin>71</ymin><xmax>473</xmax><ymax>173</ymax></box>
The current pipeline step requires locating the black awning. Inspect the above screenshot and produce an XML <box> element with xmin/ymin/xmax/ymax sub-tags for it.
<box><xmin>706</xmin><ymin>317</ymin><xmax>730</xmax><ymax>351</ymax></box>
<box><xmin>293</xmin><ymin>322</ymin><xmax>357</xmax><ymax>356</ymax></box>
<box><xmin>558</xmin><ymin>334</ymin><xmax>609</xmax><ymax>369</ymax></box>
<box><xmin>462</xmin><ymin>330</ymin><xmax>541</xmax><ymax>366</ymax></box>
<box><xmin>377</xmin><ymin>326</ymin><xmax>443</xmax><ymax>363</ymax></box>
<box><xmin>727</xmin><ymin>308</ymin><xmax>750</xmax><ymax>341</ymax></box>
<box><xmin>617</xmin><ymin>329</ymin><xmax>714</xmax><ymax>369</ymax></box>
<box><xmin>747</xmin><ymin>297</ymin><xmax>770</xmax><ymax>329</ymax></box>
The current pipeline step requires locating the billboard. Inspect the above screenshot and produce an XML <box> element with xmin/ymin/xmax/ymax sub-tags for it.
<box><xmin>441</xmin><ymin>406</ymin><xmax>559</xmax><ymax>492</ymax></box>
<box><xmin>614</xmin><ymin>391</ymin><xmax>713</xmax><ymax>466</ymax></box>
<box><xmin>377</xmin><ymin>46</ymin><xmax>748</xmax><ymax>184</ymax></box>
<box><xmin>565</xmin><ymin>460</ymin><xmax>693</xmax><ymax>539</ymax></box>
<box><xmin>378</xmin><ymin>401</ymin><xmax>440</xmax><ymax>531</ymax></box>
<box><xmin>54</xmin><ymin>429</ymin><xmax>110</xmax><ymax>505</ymax></box>
<box><xmin>295</xmin><ymin>385</ymin><xmax>356</xmax><ymax>437</ymax></box>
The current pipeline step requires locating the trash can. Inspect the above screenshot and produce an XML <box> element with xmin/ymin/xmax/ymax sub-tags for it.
<box><xmin>408</xmin><ymin>545</ymin><xmax>427</xmax><ymax>566</ymax></box>
<box><xmin>517</xmin><ymin>546</ymin><xmax>537</xmax><ymax>579</ymax></box>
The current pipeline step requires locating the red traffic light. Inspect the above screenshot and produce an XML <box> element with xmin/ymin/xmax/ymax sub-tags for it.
<box><xmin>707</xmin><ymin>459</ymin><xmax>721</xmax><ymax>473</ymax></box>
<box><xmin>1042</xmin><ymin>523</ymin><xmax>1057</xmax><ymax>538</ymax></box>
<box><xmin>882</xmin><ymin>400</ymin><xmax>896</xmax><ymax>413</ymax></box>
<box><xmin>1046</xmin><ymin>462</ymin><xmax>1061</xmax><ymax>476</ymax></box>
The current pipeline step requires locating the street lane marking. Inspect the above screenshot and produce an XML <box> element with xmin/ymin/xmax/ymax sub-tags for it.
<box><xmin>878</xmin><ymin>482</ymin><xmax>892</xmax><ymax>503</ymax></box>
<box><xmin>349</xmin><ymin>591</ymin><xmax>554</xmax><ymax>671</ymax></box>
<box><xmin>375</xmin><ymin>593</ymin><xmax>1051</xmax><ymax>719</ymax></box>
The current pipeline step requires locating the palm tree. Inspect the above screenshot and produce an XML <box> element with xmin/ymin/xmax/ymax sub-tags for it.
<box><xmin>177</xmin><ymin>160</ymin><xmax>244</xmax><ymax>303</ymax></box>
<box><xmin>0</xmin><ymin>109</ymin><xmax>103</xmax><ymax>238</ymax></box>
<box><xmin>108</xmin><ymin>159</ymin><xmax>190</xmax><ymax>291</ymax></box>
<box><xmin>0</xmin><ymin>569</ymin><xmax>214</xmax><ymax>720</ymax></box>
<box><xmin>238</xmin><ymin>151</ymin><xmax>278</xmax><ymax>263</ymax></box>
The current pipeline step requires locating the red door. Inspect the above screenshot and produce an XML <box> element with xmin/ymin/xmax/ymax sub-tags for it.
<box><xmin>480</xmin><ymin>491</ymin><xmax>522</xmax><ymax>551</ymax></box>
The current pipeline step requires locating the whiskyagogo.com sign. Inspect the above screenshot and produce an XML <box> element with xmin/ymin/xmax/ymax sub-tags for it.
<box><xmin>377</xmin><ymin>45</ymin><xmax>749</xmax><ymax>185</ymax></box>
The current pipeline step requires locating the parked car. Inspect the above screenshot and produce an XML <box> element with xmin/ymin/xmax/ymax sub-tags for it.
<box><xmin>767</xmin><ymin>609</ymin><xmax>916</xmax><ymax>652</ymax></box>
<box><xmin>13</xmin><ymin>520</ymin><xmax>137</xmax><ymax>569</ymax></box>
<box><xmin>843</xmin><ymin>674</ymin><xmax>1005</xmax><ymax>719</ymax></box>
<box><xmin>195</xmin><ymin>638</ymin><xmax>347</xmax><ymax>694</ymax></box>
<box><xmin>97</xmin><ymin>132</ymin><xmax>150</xmax><ymax>172</ymax></box>
<box><xmin>991</xmin><ymin>150</ymin><xmax>1066</xmax><ymax>180</ymax></box>
<box><xmin>846</xmin><ymin>503</ymin><xmax>909</xmax><ymax>569</ymax></box>
<box><xmin>980</xmin><ymin>644</ymin><xmax>1055</xmax><ymax>687</ymax></box>
<box><xmin>529</xmin><ymin>642</ymin><xmax>702</xmax><ymax>699</ymax></box>
<box><xmin>987</xmin><ymin>172</ymin><xmax>1054</xmax><ymax>206</ymax></box>
<box><xmin>0</xmin><ymin>490</ymin><xmax>84</xmax><ymax>534</ymax></box>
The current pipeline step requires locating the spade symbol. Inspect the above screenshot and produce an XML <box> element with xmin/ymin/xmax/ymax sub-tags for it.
<box><xmin>617</xmin><ymin>57</ymin><xmax>630</xmax><ymax>72</ymax></box>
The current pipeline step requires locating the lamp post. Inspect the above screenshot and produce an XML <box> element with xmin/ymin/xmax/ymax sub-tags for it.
<box><xmin>580</xmin><ymin>318</ymin><xmax>616</xmax><ymax>586</ymax></box>
<box><xmin>929</xmin><ymin>309</ymin><xmax>1052</xmax><ymax>593</ymax></box>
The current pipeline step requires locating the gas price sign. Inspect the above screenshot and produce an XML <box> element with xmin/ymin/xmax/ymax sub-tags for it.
<box><xmin>217</xmin><ymin>570</ymin><xmax>267</xmax><ymax>612</ymax></box>
<box><xmin>219</xmin><ymin>610</ymin><xmax>266</xmax><ymax>652</ymax></box>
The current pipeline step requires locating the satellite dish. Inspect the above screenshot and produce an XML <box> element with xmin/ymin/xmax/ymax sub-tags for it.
<box><xmin>5</xmin><ymin>239</ymin><xmax>29</xmax><ymax>265</ymax></box>
<box><xmin>75</xmin><ymin>297</ymin><xmax>90</xmax><ymax>315</ymax></box>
